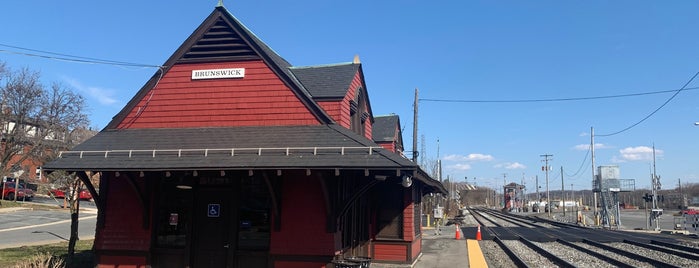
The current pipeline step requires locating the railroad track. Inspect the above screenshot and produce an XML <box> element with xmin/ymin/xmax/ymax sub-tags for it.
<box><xmin>468</xmin><ymin>208</ymin><xmax>698</xmax><ymax>267</ymax></box>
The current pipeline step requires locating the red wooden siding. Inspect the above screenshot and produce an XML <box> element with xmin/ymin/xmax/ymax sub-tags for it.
<box><xmin>376</xmin><ymin>141</ymin><xmax>396</xmax><ymax>153</ymax></box>
<box><xmin>403</xmin><ymin>191</ymin><xmax>415</xmax><ymax>242</ymax></box>
<box><xmin>271</xmin><ymin>174</ymin><xmax>336</xmax><ymax>256</ymax></box>
<box><xmin>373</xmin><ymin>243</ymin><xmax>408</xmax><ymax>262</ymax></box>
<box><xmin>411</xmin><ymin>237</ymin><xmax>422</xmax><ymax>261</ymax></box>
<box><xmin>117</xmin><ymin>61</ymin><xmax>321</xmax><ymax>129</ymax></box>
<box><xmin>317</xmin><ymin>100</ymin><xmax>347</xmax><ymax>127</ymax></box>
<box><xmin>95</xmin><ymin>176</ymin><xmax>151</xmax><ymax>264</ymax></box>
<box><xmin>363</xmin><ymin>117</ymin><xmax>373</xmax><ymax>140</ymax></box>
<box><xmin>274</xmin><ymin>261</ymin><xmax>327</xmax><ymax>268</ymax></box>
<box><xmin>347</xmin><ymin>72</ymin><xmax>374</xmax><ymax>140</ymax></box>
<box><xmin>96</xmin><ymin>256</ymin><xmax>148</xmax><ymax>268</ymax></box>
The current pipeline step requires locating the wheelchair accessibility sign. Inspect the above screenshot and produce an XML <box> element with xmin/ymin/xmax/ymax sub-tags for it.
<box><xmin>208</xmin><ymin>204</ymin><xmax>220</xmax><ymax>218</ymax></box>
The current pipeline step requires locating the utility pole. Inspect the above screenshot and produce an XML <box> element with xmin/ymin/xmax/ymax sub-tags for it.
<box><xmin>679</xmin><ymin>178</ymin><xmax>685</xmax><ymax>209</ymax></box>
<box><xmin>535</xmin><ymin>175</ymin><xmax>539</xmax><ymax>202</ymax></box>
<box><xmin>561</xmin><ymin>166</ymin><xmax>565</xmax><ymax>217</ymax></box>
<box><xmin>650</xmin><ymin>144</ymin><xmax>662</xmax><ymax>231</ymax></box>
<box><xmin>541</xmin><ymin>154</ymin><xmax>553</xmax><ymax>218</ymax></box>
<box><xmin>412</xmin><ymin>88</ymin><xmax>418</xmax><ymax>162</ymax></box>
<box><xmin>571</xmin><ymin>183</ymin><xmax>575</xmax><ymax>221</ymax></box>
<box><xmin>503</xmin><ymin>173</ymin><xmax>507</xmax><ymax>209</ymax></box>
<box><xmin>591</xmin><ymin>127</ymin><xmax>598</xmax><ymax>226</ymax></box>
<box><xmin>521</xmin><ymin>173</ymin><xmax>526</xmax><ymax>212</ymax></box>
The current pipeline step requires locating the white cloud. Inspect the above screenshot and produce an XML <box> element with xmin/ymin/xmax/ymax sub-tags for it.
<box><xmin>443</xmin><ymin>153</ymin><xmax>494</xmax><ymax>162</ymax></box>
<box><xmin>573</xmin><ymin>143</ymin><xmax>610</xmax><ymax>151</ymax></box>
<box><xmin>618</xmin><ymin>146</ymin><xmax>663</xmax><ymax>161</ymax></box>
<box><xmin>63</xmin><ymin>76</ymin><xmax>119</xmax><ymax>106</ymax></box>
<box><xmin>494</xmin><ymin>162</ymin><xmax>526</xmax><ymax>170</ymax></box>
<box><xmin>449</xmin><ymin>163</ymin><xmax>472</xmax><ymax>171</ymax></box>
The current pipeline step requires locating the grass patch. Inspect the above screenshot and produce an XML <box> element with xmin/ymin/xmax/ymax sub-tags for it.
<box><xmin>0</xmin><ymin>200</ymin><xmax>61</xmax><ymax>211</ymax></box>
<box><xmin>0</xmin><ymin>240</ymin><xmax>94</xmax><ymax>268</ymax></box>
<box><xmin>0</xmin><ymin>199</ymin><xmax>23</xmax><ymax>208</ymax></box>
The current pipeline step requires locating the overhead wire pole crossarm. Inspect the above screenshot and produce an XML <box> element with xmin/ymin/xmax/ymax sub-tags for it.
<box><xmin>540</xmin><ymin>154</ymin><xmax>553</xmax><ymax>218</ymax></box>
<box><xmin>412</xmin><ymin>88</ymin><xmax>418</xmax><ymax>163</ymax></box>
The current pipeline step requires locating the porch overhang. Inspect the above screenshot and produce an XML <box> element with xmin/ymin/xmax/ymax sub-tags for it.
<box><xmin>44</xmin><ymin>125</ymin><xmax>446</xmax><ymax>194</ymax></box>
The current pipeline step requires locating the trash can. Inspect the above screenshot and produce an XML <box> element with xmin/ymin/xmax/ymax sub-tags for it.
<box><xmin>345</xmin><ymin>256</ymin><xmax>371</xmax><ymax>268</ymax></box>
<box><xmin>331</xmin><ymin>260</ymin><xmax>361</xmax><ymax>268</ymax></box>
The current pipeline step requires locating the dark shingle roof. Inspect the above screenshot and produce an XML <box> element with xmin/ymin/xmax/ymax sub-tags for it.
<box><xmin>290</xmin><ymin>63</ymin><xmax>360</xmax><ymax>99</ymax></box>
<box><xmin>44</xmin><ymin>125</ymin><xmax>415</xmax><ymax>171</ymax></box>
<box><xmin>45</xmin><ymin>124</ymin><xmax>444</xmax><ymax>193</ymax></box>
<box><xmin>372</xmin><ymin>115</ymin><xmax>400</xmax><ymax>142</ymax></box>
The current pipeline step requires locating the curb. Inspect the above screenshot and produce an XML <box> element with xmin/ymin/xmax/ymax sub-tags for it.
<box><xmin>0</xmin><ymin>207</ymin><xmax>32</xmax><ymax>213</ymax></box>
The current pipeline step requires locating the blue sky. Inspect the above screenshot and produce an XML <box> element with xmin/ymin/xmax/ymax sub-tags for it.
<box><xmin>2</xmin><ymin>1</ymin><xmax>698</xmax><ymax>191</ymax></box>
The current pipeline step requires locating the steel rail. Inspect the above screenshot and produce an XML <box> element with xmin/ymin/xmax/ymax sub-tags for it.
<box><xmin>623</xmin><ymin>239</ymin><xmax>699</xmax><ymax>261</ymax></box>
<box><xmin>472</xmin><ymin>208</ymin><xmax>573</xmax><ymax>267</ymax></box>
<box><xmin>651</xmin><ymin>240</ymin><xmax>699</xmax><ymax>255</ymax></box>
<box><xmin>469</xmin><ymin>209</ymin><xmax>529</xmax><ymax>267</ymax></box>
<box><xmin>556</xmin><ymin>239</ymin><xmax>635</xmax><ymax>268</ymax></box>
<box><xmin>582</xmin><ymin>239</ymin><xmax>681</xmax><ymax>268</ymax></box>
<box><xmin>492</xmin><ymin>236</ymin><xmax>529</xmax><ymax>268</ymax></box>
<box><xmin>518</xmin><ymin>237</ymin><xmax>576</xmax><ymax>268</ymax></box>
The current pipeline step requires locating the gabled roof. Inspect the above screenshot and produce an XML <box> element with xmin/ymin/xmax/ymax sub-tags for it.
<box><xmin>46</xmin><ymin>6</ymin><xmax>443</xmax><ymax>194</ymax></box>
<box><xmin>372</xmin><ymin>115</ymin><xmax>401</xmax><ymax>142</ymax></box>
<box><xmin>290</xmin><ymin>63</ymin><xmax>360</xmax><ymax>99</ymax></box>
<box><xmin>105</xmin><ymin>6</ymin><xmax>332</xmax><ymax>130</ymax></box>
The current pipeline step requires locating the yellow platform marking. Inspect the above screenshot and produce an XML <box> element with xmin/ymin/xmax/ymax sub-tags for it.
<box><xmin>467</xmin><ymin>239</ymin><xmax>488</xmax><ymax>268</ymax></box>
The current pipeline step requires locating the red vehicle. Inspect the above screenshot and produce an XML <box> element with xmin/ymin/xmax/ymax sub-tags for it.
<box><xmin>49</xmin><ymin>187</ymin><xmax>93</xmax><ymax>200</ymax></box>
<box><xmin>682</xmin><ymin>206</ymin><xmax>699</xmax><ymax>215</ymax></box>
<box><xmin>2</xmin><ymin>183</ymin><xmax>35</xmax><ymax>201</ymax></box>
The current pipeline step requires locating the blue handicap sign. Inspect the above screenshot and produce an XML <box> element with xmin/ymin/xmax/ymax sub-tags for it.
<box><xmin>207</xmin><ymin>204</ymin><xmax>220</xmax><ymax>218</ymax></box>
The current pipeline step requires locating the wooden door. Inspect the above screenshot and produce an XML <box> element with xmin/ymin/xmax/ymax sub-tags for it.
<box><xmin>192</xmin><ymin>187</ymin><xmax>236</xmax><ymax>267</ymax></box>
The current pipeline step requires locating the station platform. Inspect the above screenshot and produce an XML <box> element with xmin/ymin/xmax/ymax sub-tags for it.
<box><xmin>370</xmin><ymin>224</ymin><xmax>487</xmax><ymax>268</ymax></box>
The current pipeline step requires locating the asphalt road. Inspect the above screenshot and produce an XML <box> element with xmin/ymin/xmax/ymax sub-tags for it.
<box><xmin>0</xmin><ymin>197</ymin><xmax>97</xmax><ymax>249</ymax></box>
<box><xmin>551</xmin><ymin>208</ymin><xmax>699</xmax><ymax>233</ymax></box>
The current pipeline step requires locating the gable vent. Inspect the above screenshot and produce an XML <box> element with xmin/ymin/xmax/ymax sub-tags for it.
<box><xmin>180</xmin><ymin>18</ymin><xmax>260</xmax><ymax>62</ymax></box>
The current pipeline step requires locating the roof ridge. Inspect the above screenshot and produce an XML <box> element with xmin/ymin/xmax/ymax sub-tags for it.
<box><xmin>289</xmin><ymin>62</ymin><xmax>357</xmax><ymax>69</ymax></box>
<box><xmin>106</xmin><ymin>6</ymin><xmax>334</xmax><ymax>129</ymax></box>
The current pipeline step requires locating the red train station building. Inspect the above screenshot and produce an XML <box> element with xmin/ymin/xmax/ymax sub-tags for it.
<box><xmin>45</xmin><ymin>4</ymin><xmax>445</xmax><ymax>268</ymax></box>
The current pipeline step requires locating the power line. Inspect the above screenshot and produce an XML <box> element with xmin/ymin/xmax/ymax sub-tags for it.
<box><xmin>419</xmin><ymin>86</ymin><xmax>699</xmax><ymax>103</ymax></box>
<box><xmin>598</xmin><ymin>70</ymin><xmax>699</xmax><ymax>137</ymax></box>
<box><xmin>564</xmin><ymin>146</ymin><xmax>590</xmax><ymax>178</ymax></box>
<box><xmin>0</xmin><ymin>43</ymin><xmax>164</xmax><ymax>68</ymax></box>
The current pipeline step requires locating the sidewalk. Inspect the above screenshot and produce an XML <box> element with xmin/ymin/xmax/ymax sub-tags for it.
<box><xmin>0</xmin><ymin>206</ymin><xmax>32</xmax><ymax>213</ymax></box>
<box><xmin>414</xmin><ymin>225</ymin><xmax>470</xmax><ymax>268</ymax></box>
<box><xmin>370</xmin><ymin>225</ymin><xmax>471</xmax><ymax>268</ymax></box>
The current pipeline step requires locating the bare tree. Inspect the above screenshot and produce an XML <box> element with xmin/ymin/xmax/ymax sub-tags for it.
<box><xmin>0</xmin><ymin>67</ymin><xmax>44</xmax><ymax>179</ymax></box>
<box><xmin>1</xmin><ymin>62</ymin><xmax>93</xmax><ymax>258</ymax></box>
<box><xmin>0</xmin><ymin>65</ymin><xmax>90</xmax><ymax>175</ymax></box>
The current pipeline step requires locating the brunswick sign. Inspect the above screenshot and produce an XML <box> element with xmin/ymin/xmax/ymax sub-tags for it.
<box><xmin>191</xmin><ymin>68</ymin><xmax>245</xmax><ymax>80</ymax></box>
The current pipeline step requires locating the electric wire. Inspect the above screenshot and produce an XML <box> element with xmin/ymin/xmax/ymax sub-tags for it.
<box><xmin>419</xmin><ymin>86</ymin><xmax>699</xmax><ymax>103</ymax></box>
<box><xmin>597</xmin><ymin>70</ymin><xmax>699</xmax><ymax>137</ymax></box>
<box><xmin>563</xmin><ymin>146</ymin><xmax>590</xmax><ymax>178</ymax></box>
<box><xmin>3</xmin><ymin>43</ymin><xmax>695</xmax><ymax>181</ymax></box>
<box><xmin>0</xmin><ymin>43</ymin><xmax>164</xmax><ymax>68</ymax></box>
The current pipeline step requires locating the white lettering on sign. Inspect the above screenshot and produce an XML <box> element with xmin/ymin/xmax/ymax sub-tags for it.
<box><xmin>192</xmin><ymin>68</ymin><xmax>245</xmax><ymax>80</ymax></box>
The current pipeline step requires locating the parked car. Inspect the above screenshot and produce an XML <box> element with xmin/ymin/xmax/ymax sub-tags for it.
<box><xmin>48</xmin><ymin>187</ymin><xmax>93</xmax><ymax>200</ymax></box>
<box><xmin>2</xmin><ymin>183</ymin><xmax>34</xmax><ymax>201</ymax></box>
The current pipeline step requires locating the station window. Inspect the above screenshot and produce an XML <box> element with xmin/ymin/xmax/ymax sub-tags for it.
<box><xmin>155</xmin><ymin>177</ymin><xmax>193</xmax><ymax>248</ymax></box>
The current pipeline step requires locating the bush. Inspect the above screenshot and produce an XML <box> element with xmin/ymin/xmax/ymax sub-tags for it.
<box><xmin>10</xmin><ymin>252</ymin><xmax>64</xmax><ymax>268</ymax></box>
